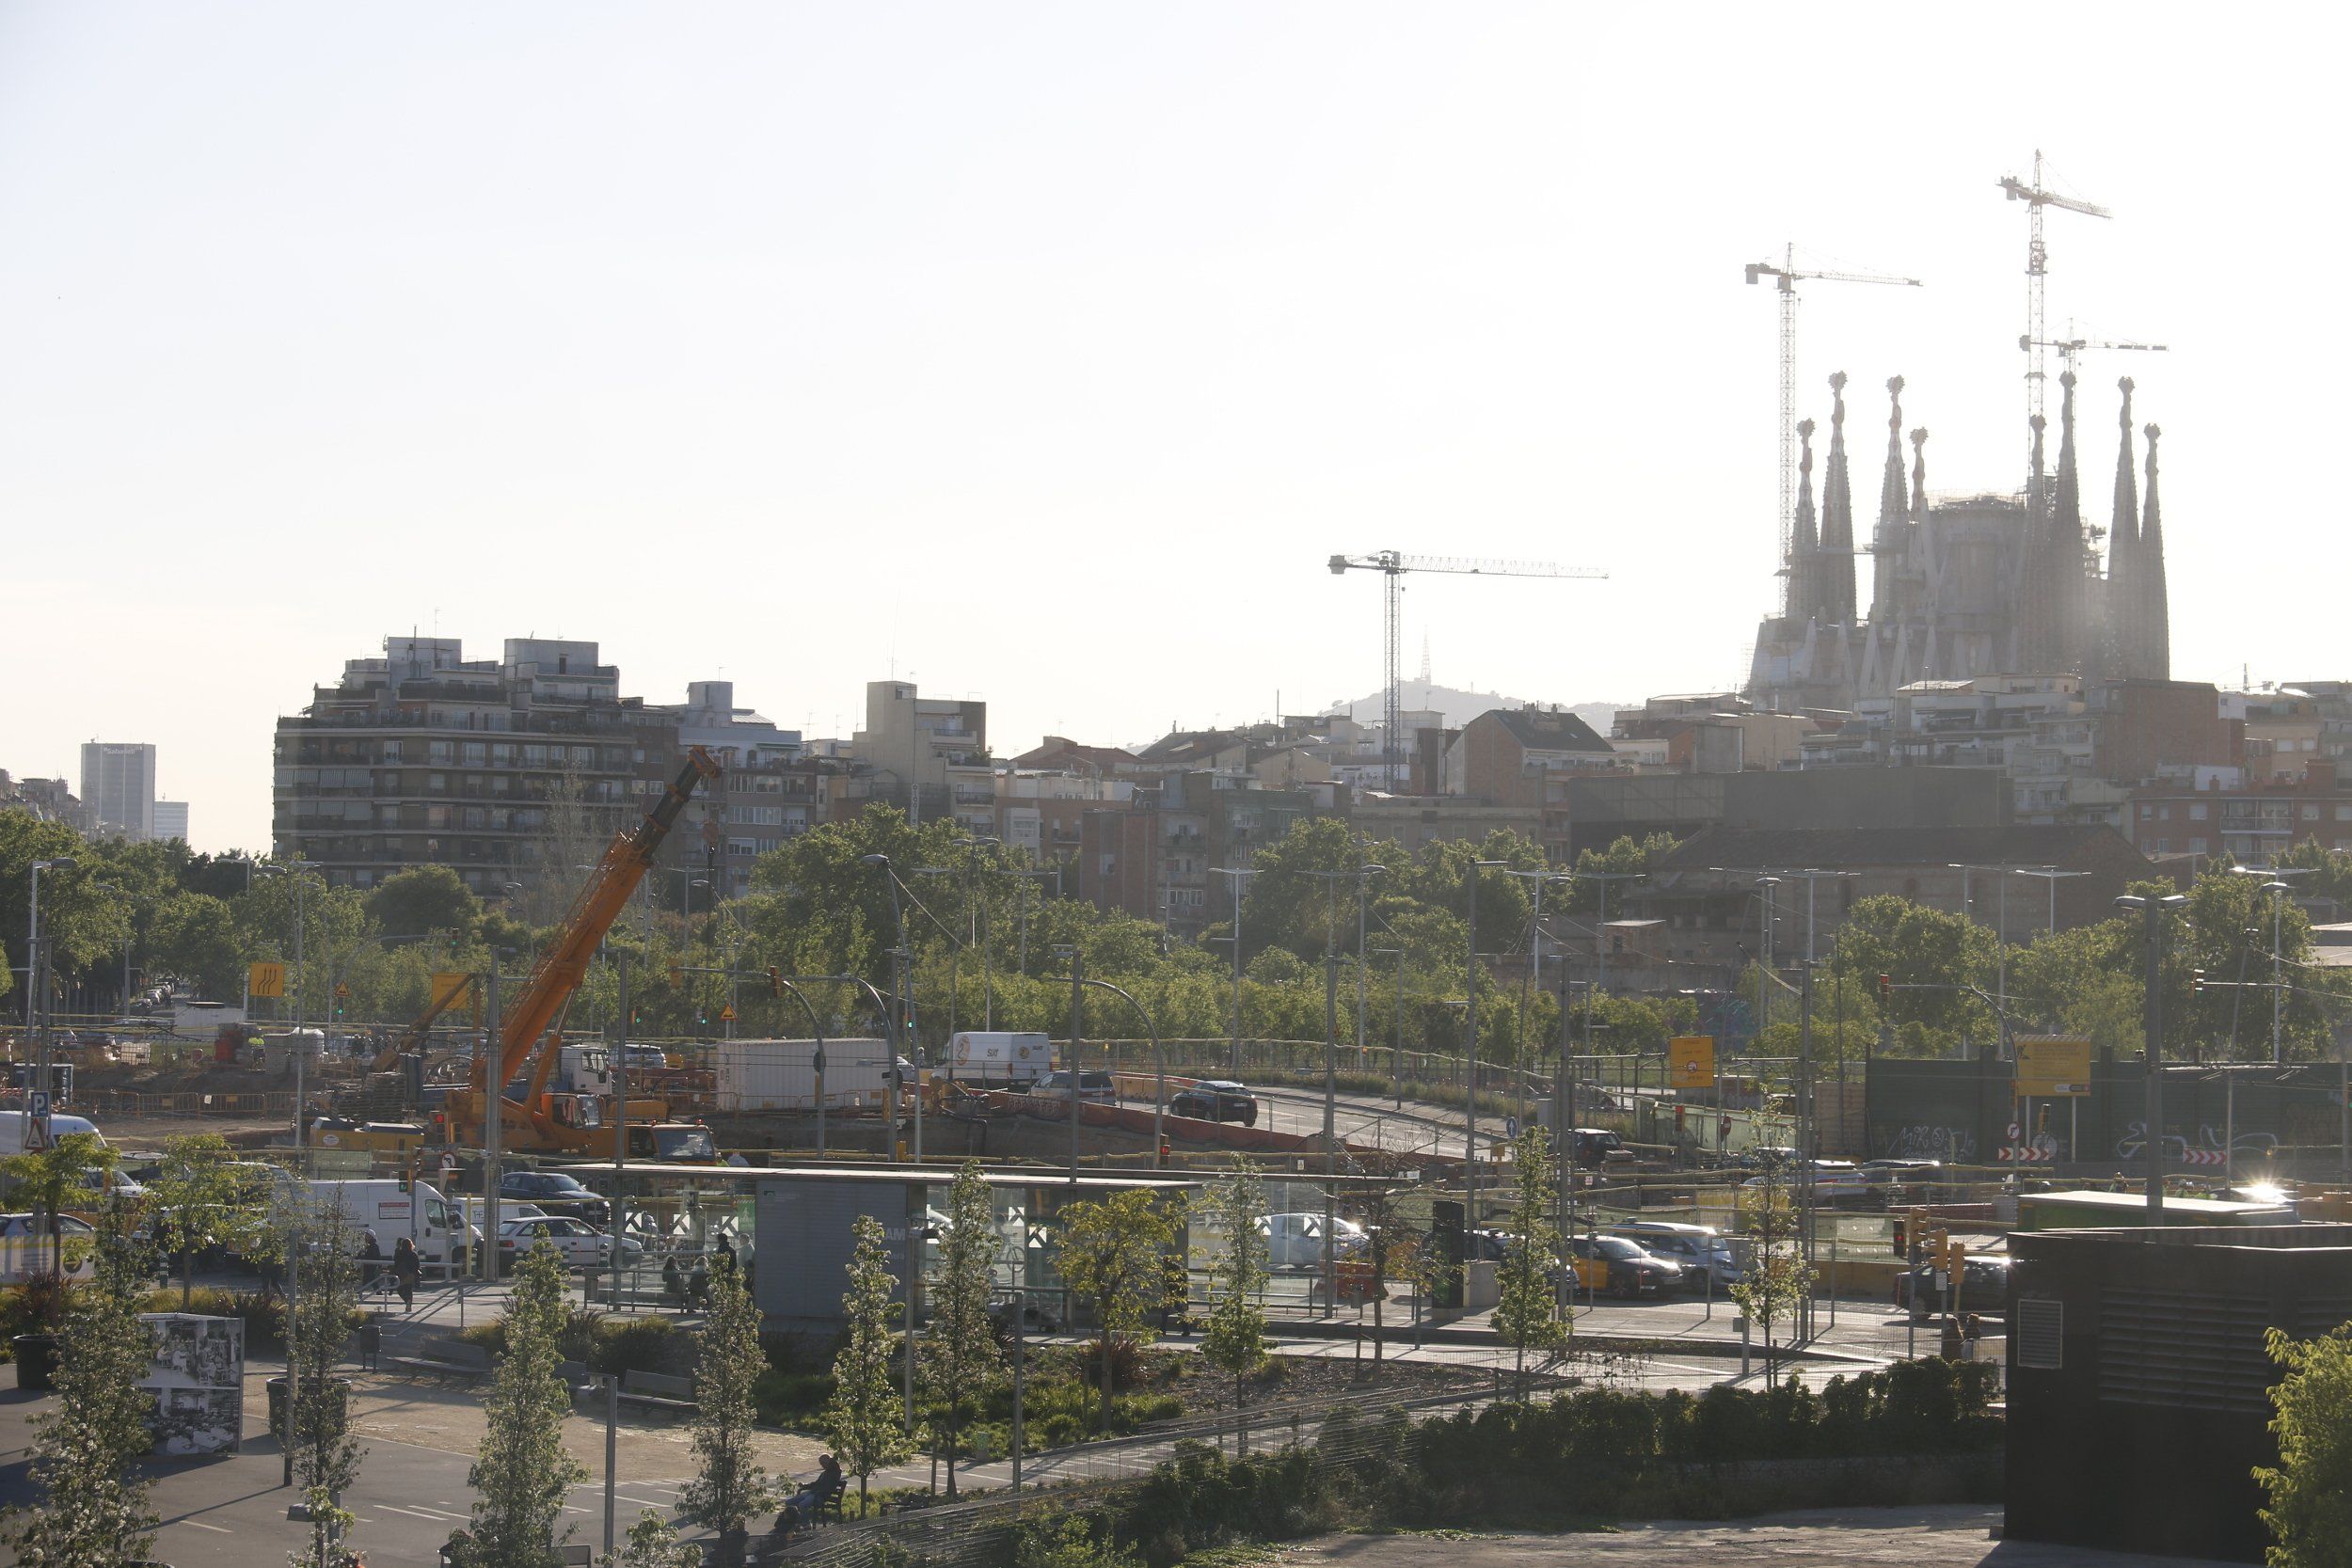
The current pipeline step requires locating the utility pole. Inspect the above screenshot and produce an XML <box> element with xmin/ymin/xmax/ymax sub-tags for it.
<box><xmin>1213</xmin><ymin>867</ymin><xmax>1257</xmax><ymax>1075</ymax></box>
<box><xmin>484</xmin><ymin>967</ymin><xmax>502</xmax><ymax>1284</ymax></box>
<box><xmin>1323</xmin><ymin>947</ymin><xmax>1340</xmax><ymax>1318</ymax></box>
<box><xmin>1067</xmin><ymin>949</ymin><xmax>1084</xmax><ymax>1180</ymax></box>
<box><xmin>1465</xmin><ymin>859</ymin><xmax>1502</xmax><ymax>1223</ymax></box>
<box><xmin>1374</xmin><ymin>947</ymin><xmax>1405</xmax><ymax>1107</ymax></box>
<box><xmin>611</xmin><ymin>948</ymin><xmax>631</xmax><ymax>1278</ymax></box>
<box><xmin>2117</xmin><ymin>893</ymin><xmax>2185</xmax><ymax>1215</ymax></box>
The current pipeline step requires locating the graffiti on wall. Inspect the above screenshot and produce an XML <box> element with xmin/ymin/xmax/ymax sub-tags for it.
<box><xmin>2113</xmin><ymin>1122</ymin><xmax>2280</xmax><ymax>1167</ymax></box>
<box><xmin>1883</xmin><ymin>1124</ymin><xmax>1979</xmax><ymax>1163</ymax></box>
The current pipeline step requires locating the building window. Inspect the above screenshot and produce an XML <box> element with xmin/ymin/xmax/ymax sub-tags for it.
<box><xmin>2337</xmin><ymin>806</ymin><xmax>2352</xmax><ymax>822</ymax></box>
<box><xmin>463</xmin><ymin>742</ymin><xmax>486</xmax><ymax>768</ymax></box>
<box><xmin>2303</xmin><ymin>805</ymin><xmax>2322</xmax><ymax>821</ymax></box>
<box><xmin>2190</xmin><ymin>837</ymin><xmax>2208</xmax><ymax>854</ymax></box>
<box><xmin>2188</xmin><ymin>803</ymin><xmax>2207</xmax><ymax>821</ymax></box>
<box><xmin>2138</xmin><ymin>803</ymin><xmax>2153</xmax><ymax>820</ymax></box>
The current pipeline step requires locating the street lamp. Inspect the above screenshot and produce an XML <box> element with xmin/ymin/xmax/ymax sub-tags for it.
<box><xmin>953</xmin><ymin>835</ymin><xmax>1001</xmax><ymax>1031</ymax></box>
<box><xmin>93</xmin><ymin>881</ymin><xmax>134</xmax><ymax>1018</ymax></box>
<box><xmin>2115</xmin><ymin>891</ymin><xmax>2187</xmax><ymax>1215</ymax></box>
<box><xmin>1372</xmin><ymin>947</ymin><xmax>1406</xmax><ymax>1107</ymax></box>
<box><xmin>1465</xmin><ymin>858</ymin><xmax>1504</xmax><ymax>1223</ymax></box>
<box><xmin>256</xmin><ymin>860</ymin><xmax>322</xmax><ymax>1150</ymax></box>
<box><xmin>2263</xmin><ymin>880</ymin><xmax>2292</xmax><ymax>1065</ymax></box>
<box><xmin>2014</xmin><ymin>866</ymin><xmax>2090</xmax><ymax>935</ymax></box>
<box><xmin>25</xmin><ymin>857</ymin><xmax>76</xmax><ymax>1147</ymax></box>
<box><xmin>1211</xmin><ymin>867</ymin><xmax>1258</xmax><ymax>1073</ymax></box>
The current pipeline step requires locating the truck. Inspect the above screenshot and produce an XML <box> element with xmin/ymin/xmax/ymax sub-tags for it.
<box><xmin>713</xmin><ymin>1037</ymin><xmax>902</xmax><ymax>1112</ymax></box>
<box><xmin>948</xmin><ymin>1031</ymin><xmax>1054</xmax><ymax>1086</ymax></box>
<box><xmin>298</xmin><ymin>1178</ymin><xmax>480</xmax><ymax>1272</ymax></box>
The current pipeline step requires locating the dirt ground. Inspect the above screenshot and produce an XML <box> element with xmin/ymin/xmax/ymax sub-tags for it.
<box><xmin>244</xmin><ymin>1369</ymin><xmax>830</xmax><ymax>1478</ymax></box>
<box><xmin>1279</xmin><ymin>1506</ymin><xmax>2230</xmax><ymax>1568</ymax></box>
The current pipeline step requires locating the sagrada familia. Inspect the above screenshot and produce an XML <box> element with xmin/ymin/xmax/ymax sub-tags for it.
<box><xmin>1746</xmin><ymin>368</ymin><xmax>2171</xmax><ymax>710</ymax></box>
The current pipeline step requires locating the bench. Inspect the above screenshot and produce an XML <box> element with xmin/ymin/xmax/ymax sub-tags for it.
<box><xmin>385</xmin><ymin>1338</ymin><xmax>491</xmax><ymax>1384</ymax></box>
<box><xmin>618</xmin><ymin>1369</ymin><xmax>697</xmax><ymax>1418</ymax></box>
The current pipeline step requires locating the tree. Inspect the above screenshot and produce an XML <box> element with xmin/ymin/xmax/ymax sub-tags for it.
<box><xmin>1729</xmin><ymin>1150</ymin><xmax>1815</xmax><ymax>1389</ymax></box>
<box><xmin>370</xmin><ymin>864</ymin><xmax>482</xmax><ymax>938</ymax></box>
<box><xmin>0</xmin><ymin>1132</ymin><xmax>109</xmax><ymax>1276</ymax></box>
<box><xmin>606</xmin><ymin>1509</ymin><xmax>699</xmax><ymax>1568</ymax></box>
<box><xmin>1491</xmin><ymin>1126</ymin><xmax>1567</xmax><ymax>1396</ymax></box>
<box><xmin>458</xmin><ymin>1243</ymin><xmax>586</xmax><ymax>1568</ymax></box>
<box><xmin>2258</xmin><ymin>1322</ymin><xmax>2352</xmax><ymax>1568</ymax></box>
<box><xmin>0</xmin><ymin>1208</ymin><xmax>160</xmax><ymax>1567</ymax></box>
<box><xmin>823</xmin><ymin>1215</ymin><xmax>913</xmax><ymax>1510</ymax></box>
<box><xmin>146</xmin><ymin>891</ymin><xmax>246</xmax><ymax>1002</ymax></box>
<box><xmin>1195</xmin><ymin>1159</ymin><xmax>1269</xmax><ymax>1449</ymax></box>
<box><xmin>146</xmin><ymin>1132</ymin><xmax>257</xmax><ymax>1309</ymax></box>
<box><xmin>679</xmin><ymin>1265</ymin><xmax>776</xmax><ymax>1565</ymax></box>
<box><xmin>1351</xmin><ymin>1152</ymin><xmax>1438</xmax><ymax>1365</ymax></box>
<box><xmin>285</xmin><ymin>1201</ymin><xmax>367</xmax><ymax>1568</ymax></box>
<box><xmin>1055</xmin><ymin>1189</ymin><xmax>1182</xmax><ymax>1431</ymax></box>
<box><xmin>924</xmin><ymin>1162</ymin><xmax>1003</xmax><ymax>1497</ymax></box>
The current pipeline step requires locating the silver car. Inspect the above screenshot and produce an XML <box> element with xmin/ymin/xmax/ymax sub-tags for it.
<box><xmin>1609</xmin><ymin>1221</ymin><xmax>1742</xmax><ymax>1290</ymax></box>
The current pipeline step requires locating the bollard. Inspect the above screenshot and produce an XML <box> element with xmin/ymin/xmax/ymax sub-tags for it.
<box><xmin>1736</xmin><ymin>1315</ymin><xmax>1751</xmax><ymax>1378</ymax></box>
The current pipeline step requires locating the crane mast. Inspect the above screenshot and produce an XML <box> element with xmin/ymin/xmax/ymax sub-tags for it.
<box><xmin>1744</xmin><ymin>246</ymin><xmax>1922</xmax><ymax>611</ymax></box>
<box><xmin>1327</xmin><ymin>552</ymin><xmax>1605</xmax><ymax>791</ymax></box>
<box><xmin>2000</xmin><ymin>151</ymin><xmax>2113</xmax><ymax>478</ymax></box>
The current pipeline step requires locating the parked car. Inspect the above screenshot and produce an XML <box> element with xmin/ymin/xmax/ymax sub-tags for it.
<box><xmin>1609</xmin><ymin>1221</ymin><xmax>1740</xmax><ymax>1291</ymax></box>
<box><xmin>1564</xmin><ymin>1234</ymin><xmax>1680</xmax><ymax>1298</ymax></box>
<box><xmin>0</xmin><ymin>1213</ymin><xmax>97</xmax><ymax>1283</ymax></box>
<box><xmin>1263</xmin><ymin>1212</ymin><xmax>1368</xmax><ymax>1270</ymax></box>
<box><xmin>1033</xmin><ymin>1070</ymin><xmax>1119</xmax><ymax>1105</ymax></box>
<box><xmin>1895</xmin><ymin>1252</ymin><xmax>2011</xmax><ymax>1314</ymax></box>
<box><xmin>497</xmin><ymin>1214</ymin><xmax>644</xmax><ymax>1270</ymax></box>
<box><xmin>1562</xmin><ymin>1127</ymin><xmax>1628</xmax><ymax>1169</ymax></box>
<box><xmin>501</xmin><ymin>1168</ymin><xmax>612</xmax><ymax>1225</ymax></box>
<box><xmin>1169</xmin><ymin>1081</ymin><xmax>1258</xmax><ymax>1125</ymax></box>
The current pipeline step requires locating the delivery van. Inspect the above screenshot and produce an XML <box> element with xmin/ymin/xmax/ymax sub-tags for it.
<box><xmin>948</xmin><ymin>1031</ymin><xmax>1053</xmax><ymax>1086</ymax></box>
<box><xmin>0</xmin><ymin>1111</ymin><xmax>105</xmax><ymax>1156</ymax></box>
<box><xmin>300</xmin><ymin>1179</ymin><xmax>480</xmax><ymax>1272</ymax></box>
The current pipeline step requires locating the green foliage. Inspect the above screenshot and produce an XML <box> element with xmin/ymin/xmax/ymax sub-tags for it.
<box><xmin>1727</xmin><ymin>1153</ymin><xmax>1814</xmax><ymax>1389</ymax></box>
<box><xmin>605</xmin><ymin>1508</ymin><xmax>699</xmax><ymax>1568</ymax></box>
<box><xmin>369</xmin><ymin>864</ymin><xmax>484</xmax><ymax>939</ymax></box>
<box><xmin>2259</xmin><ymin>1323</ymin><xmax>2352</xmax><ymax>1568</ymax></box>
<box><xmin>1056</xmin><ymin>1191</ymin><xmax>1184</xmax><ymax>1430</ymax></box>
<box><xmin>285</xmin><ymin>1200</ymin><xmax>367</xmax><ymax>1566</ymax></box>
<box><xmin>680</xmin><ymin>1266</ymin><xmax>776</xmax><ymax>1564</ymax></box>
<box><xmin>824</xmin><ymin>1214</ymin><xmax>912</xmax><ymax>1503</ymax></box>
<box><xmin>0</xmin><ymin>1133</ymin><xmax>110</xmax><ymax>1277</ymax></box>
<box><xmin>0</xmin><ymin>1212</ymin><xmax>161</xmax><ymax>1567</ymax></box>
<box><xmin>1196</xmin><ymin>1160</ymin><xmax>1270</xmax><ymax>1416</ymax></box>
<box><xmin>1491</xmin><ymin>1128</ymin><xmax>1567</xmax><ymax>1385</ymax></box>
<box><xmin>459</xmin><ymin>1243</ymin><xmax>586</xmax><ymax>1568</ymax></box>
<box><xmin>924</xmin><ymin>1163</ymin><xmax>1005</xmax><ymax>1495</ymax></box>
<box><xmin>1013</xmin><ymin>1512</ymin><xmax>1143</xmax><ymax>1568</ymax></box>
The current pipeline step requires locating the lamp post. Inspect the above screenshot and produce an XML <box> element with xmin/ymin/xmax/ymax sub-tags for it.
<box><xmin>1755</xmin><ymin>876</ymin><xmax>1782</xmax><ymax>1037</ymax></box>
<box><xmin>2264</xmin><ymin>880</ymin><xmax>2292</xmax><ymax>1065</ymax></box>
<box><xmin>26</xmin><ymin>856</ymin><xmax>75</xmax><ymax>1150</ymax></box>
<box><xmin>93</xmin><ymin>881</ymin><xmax>133</xmax><ymax>1016</ymax></box>
<box><xmin>1373</xmin><ymin>947</ymin><xmax>1405</xmax><ymax>1106</ymax></box>
<box><xmin>779</xmin><ymin>974</ymin><xmax>898</xmax><ymax>1156</ymax></box>
<box><xmin>2014</xmin><ymin>866</ymin><xmax>2091</xmax><ymax>935</ymax></box>
<box><xmin>1465</xmin><ymin>858</ymin><xmax>1503</xmax><ymax>1223</ymax></box>
<box><xmin>862</xmin><ymin>855</ymin><xmax>919</xmax><ymax>1160</ymax></box>
<box><xmin>2115</xmin><ymin>892</ymin><xmax>2187</xmax><ymax>1215</ymax></box>
<box><xmin>258</xmin><ymin>861</ymin><xmax>321</xmax><ymax>1150</ymax></box>
<box><xmin>954</xmin><ymin>835</ymin><xmax>1000</xmax><ymax>1031</ymax></box>
<box><xmin>1212</xmin><ymin>867</ymin><xmax>1258</xmax><ymax>1074</ymax></box>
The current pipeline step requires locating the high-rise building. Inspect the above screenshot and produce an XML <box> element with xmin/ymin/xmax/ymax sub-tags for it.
<box><xmin>151</xmin><ymin>801</ymin><xmax>190</xmax><ymax>843</ymax></box>
<box><xmin>80</xmin><ymin>742</ymin><xmax>156</xmax><ymax>840</ymax></box>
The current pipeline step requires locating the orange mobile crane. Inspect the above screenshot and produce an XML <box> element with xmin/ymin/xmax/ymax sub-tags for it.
<box><xmin>441</xmin><ymin>746</ymin><xmax>724</xmax><ymax>1161</ymax></box>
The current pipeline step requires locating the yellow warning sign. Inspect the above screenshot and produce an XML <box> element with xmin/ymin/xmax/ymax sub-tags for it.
<box><xmin>720</xmin><ymin>1006</ymin><xmax>737</xmax><ymax>1022</ymax></box>
<box><xmin>2016</xmin><ymin>1037</ymin><xmax>2093</xmax><ymax>1098</ymax></box>
<box><xmin>1670</xmin><ymin>1036</ymin><xmax>1716</xmax><ymax>1090</ymax></box>
<box><xmin>248</xmin><ymin>961</ymin><xmax>286</xmax><ymax>999</ymax></box>
<box><xmin>428</xmin><ymin>973</ymin><xmax>477</xmax><ymax>1017</ymax></box>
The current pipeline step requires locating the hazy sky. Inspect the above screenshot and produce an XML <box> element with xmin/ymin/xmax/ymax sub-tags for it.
<box><xmin>0</xmin><ymin>5</ymin><xmax>2332</xmax><ymax>853</ymax></box>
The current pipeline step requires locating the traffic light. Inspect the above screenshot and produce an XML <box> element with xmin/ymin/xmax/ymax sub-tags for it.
<box><xmin>1892</xmin><ymin>1216</ymin><xmax>1907</xmax><ymax>1258</ymax></box>
<box><xmin>2191</xmin><ymin>968</ymin><xmax>2207</xmax><ymax>996</ymax></box>
<box><xmin>768</xmin><ymin>966</ymin><xmax>783</xmax><ymax>999</ymax></box>
<box><xmin>668</xmin><ymin>965</ymin><xmax>685</xmax><ymax>989</ymax></box>
<box><xmin>398</xmin><ymin>1161</ymin><xmax>413</xmax><ymax>1195</ymax></box>
<box><xmin>1878</xmin><ymin>974</ymin><xmax>1894</xmax><ymax>1002</ymax></box>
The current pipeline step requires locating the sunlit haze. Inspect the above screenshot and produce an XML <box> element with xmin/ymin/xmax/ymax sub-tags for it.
<box><xmin>1</xmin><ymin>5</ymin><xmax>2331</xmax><ymax>852</ymax></box>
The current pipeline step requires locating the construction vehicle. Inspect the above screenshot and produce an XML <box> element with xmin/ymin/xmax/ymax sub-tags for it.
<box><xmin>371</xmin><ymin>972</ymin><xmax>479</xmax><ymax>1074</ymax></box>
<box><xmin>441</xmin><ymin>748</ymin><xmax>724</xmax><ymax>1161</ymax></box>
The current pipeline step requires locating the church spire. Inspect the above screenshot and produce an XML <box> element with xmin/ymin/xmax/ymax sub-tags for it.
<box><xmin>2052</xmin><ymin>371</ymin><xmax>2087</xmax><ymax>673</ymax></box>
<box><xmin>1870</xmin><ymin>376</ymin><xmax>1906</xmax><ymax>620</ymax></box>
<box><xmin>1817</xmin><ymin>372</ymin><xmax>1857</xmax><ymax>624</ymax></box>
<box><xmin>2107</xmin><ymin>377</ymin><xmax>2141</xmax><ymax>675</ymax></box>
<box><xmin>1788</xmin><ymin>417</ymin><xmax>1820</xmax><ymax>620</ymax></box>
<box><xmin>2141</xmin><ymin>421</ymin><xmax>2170</xmax><ymax>679</ymax></box>
<box><xmin>2019</xmin><ymin>413</ymin><xmax>2058</xmax><ymax>669</ymax></box>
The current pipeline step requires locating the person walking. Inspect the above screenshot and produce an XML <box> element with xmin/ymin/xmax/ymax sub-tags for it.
<box><xmin>358</xmin><ymin>1227</ymin><xmax>384</xmax><ymax>1293</ymax></box>
<box><xmin>391</xmin><ymin>1236</ymin><xmax>421</xmax><ymax>1312</ymax></box>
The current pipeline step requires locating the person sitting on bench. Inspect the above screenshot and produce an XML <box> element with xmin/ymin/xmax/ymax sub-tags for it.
<box><xmin>776</xmin><ymin>1453</ymin><xmax>845</xmax><ymax>1529</ymax></box>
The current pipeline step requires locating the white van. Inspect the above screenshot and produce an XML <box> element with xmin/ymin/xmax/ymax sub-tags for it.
<box><xmin>948</xmin><ymin>1031</ymin><xmax>1054</xmax><ymax>1086</ymax></box>
<box><xmin>300</xmin><ymin>1179</ymin><xmax>481</xmax><ymax>1272</ymax></box>
<box><xmin>0</xmin><ymin>1112</ymin><xmax>105</xmax><ymax>1157</ymax></box>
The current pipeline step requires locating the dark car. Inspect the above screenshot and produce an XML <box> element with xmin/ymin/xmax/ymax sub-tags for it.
<box><xmin>1564</xmin><ymin>1127</ymin><xmax>1626</xmax><ymax>1169</ymax></box>
<box><xmin>1565</xmin><ymin>1233</ymin><xmax>1681</xmax><ymax>1299</ymax></box>
<box><xmin>1169</xmin><ymin>1081</ymin><xmax>1258</xmax><ymax>1125</ymax></box>
<box><xmin>501</xmin><ymin>1168</ymin><xmax>611</xmax><ymax>1225</ymax></box>
<box><xmin>1895</xmin><ymin>1253</ymin><xmax>2011</xmax><ymax>1314</ymax></box>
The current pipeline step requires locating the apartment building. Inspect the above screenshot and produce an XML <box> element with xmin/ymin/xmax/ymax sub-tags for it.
<box><xmin>848</xmin><ymin>680</ymin><xmax>989</xmax><ymax>826</ymax></box>
<box><xmin>2122</xmin><ymin>765</ymin><xmax>2352</xmax><ymax>863</ymax></box>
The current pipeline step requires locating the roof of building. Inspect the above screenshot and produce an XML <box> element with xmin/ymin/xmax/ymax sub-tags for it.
<box><xmin>1477</xmin><ymin>706</ymin><xmax>1613</xmax><ymax>754</ymax></box>
<box><xmin>1133</xmin><ymin>728</ymin><xmax>1248</xmax><ymax>765</ymax></box>
<box><xmin>1655</xmin><ymin>822</ymin><xmax>2149</xmax><ymax>873</ymax></box>
<box><xmin>1010</xmin><ymin>736</ymin><xmax>1138</xmax><ymax>773</ymax></box>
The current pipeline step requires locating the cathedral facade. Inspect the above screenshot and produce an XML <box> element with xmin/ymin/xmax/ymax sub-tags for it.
<box><xmin>1747</xmin><ymin>369</ymin><xmax>2171</xmax><ymax>712</ymax></box>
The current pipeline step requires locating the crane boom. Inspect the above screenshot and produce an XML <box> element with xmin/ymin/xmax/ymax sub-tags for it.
<box><xmin>464</xmin><ymin>745</ymin><xmax>723</xmax><ymax>1135</ymax></box>
<box><xmin>1743</xmin><ymin>245</ymin><xmax>1923</xmax><ymax>608</ymax></box>
<box><xmin>1327</xmin><ymin>550</ymin><xmax>1606</xmax><ymax>791</ymax></box>
<box><xmin>2000</xmin><ymin>151</ymin><xmax>2114</xmax><ymax>476</ymax></box>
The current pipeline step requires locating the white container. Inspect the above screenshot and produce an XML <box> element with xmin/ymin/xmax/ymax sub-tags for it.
<box><xmin>948</xmin><ymin>1031</ymin><xmax>1054</xmax><ymax>1085</ymax></box>
<box><xmin>713</xmin><ymin>1038</ymin><xmax>896</xmax><ymax>1112</ymax></box>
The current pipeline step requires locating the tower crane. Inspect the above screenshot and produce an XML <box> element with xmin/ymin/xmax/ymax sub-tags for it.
<box><xmin>1327</xmin><ymin>551</ymin><xmax>1605</xmax><ymax>792</ymax></box>
<box><xmin>1744</xmin><ymin>247</ymin><xmax>1923</xmax><ymax>610</ymax></box>
<box><xmin>1999</xmin><ymin>151</ymin><xmax>2112</xmax><ymax>469</ymax></box>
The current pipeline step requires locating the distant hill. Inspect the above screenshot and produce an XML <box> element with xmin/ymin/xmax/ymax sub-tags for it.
<box><xmin>1327</xmin><ymin>681</ymin><xmax>1625</xmax><ymax>736</ymax></box>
